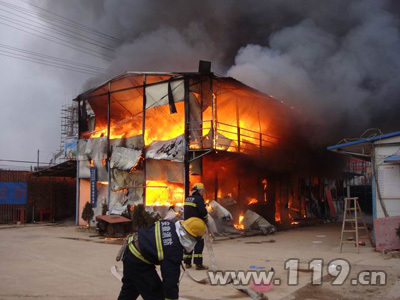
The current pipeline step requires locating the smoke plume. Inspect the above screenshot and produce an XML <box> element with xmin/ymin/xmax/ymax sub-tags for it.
<box><xmin>39</xmin><ymin>0</ymin><xmax>400</xmax><ymax>144</ymax></box>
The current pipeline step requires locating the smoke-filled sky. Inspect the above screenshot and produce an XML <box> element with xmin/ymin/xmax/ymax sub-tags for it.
<box><xmin>1</xmin><ymin>0</ymin><xmax>399</xmax><ymax>168</ymax></box>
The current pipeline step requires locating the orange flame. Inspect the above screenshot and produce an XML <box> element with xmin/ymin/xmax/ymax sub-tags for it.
<box><xmin>234</xmin><ymin>211</ymin><xmax>245</xmax><ymax>230</ymax></box>
<box><xmin>89</xmin><ymin>103</ymin><xmax>185</xmax><ymax>145</ymax></box>
<box><xmin>275</xmin><ymin>211</ymin><xmax>281</xmax><ymax>223</ymax></box>
<box><xmin>247</xmin><ymin>197</ymin><xmax>258</xmax><ymax>205</ymax></box>
<box><xmin>145</xmin><ymin>180</ymin><xmax>184</xmax><ymax>207</ymax></box>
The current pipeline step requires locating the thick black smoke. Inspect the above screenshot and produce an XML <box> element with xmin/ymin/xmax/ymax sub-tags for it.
<box><xmin>39</xmin><ymin>0</ymin><xmax>400</xmax><ymax>144</ymax></box>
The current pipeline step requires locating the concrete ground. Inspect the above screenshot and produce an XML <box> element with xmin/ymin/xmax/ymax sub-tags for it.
<box><xmin>0</xmin><ymin>222</ymin><xmax>399</xmax><ymax>300</ymax></box>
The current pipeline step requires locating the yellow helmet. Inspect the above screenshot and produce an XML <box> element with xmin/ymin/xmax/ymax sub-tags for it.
<box><xmin>181</xmin><ymin>217</ymin><xmax>206</xmax><ymax>237</ymax></box>
<box><xmin>192</xmin><ymin>183</ymin><xmax>205</xmax><ymax>191</ymax></box>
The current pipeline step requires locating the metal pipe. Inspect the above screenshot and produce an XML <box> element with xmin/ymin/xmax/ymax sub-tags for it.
<box><xmin>371</xmin><ymin>145</ymin><xmax>389</xmax><ymax>217</ymax></box>
<box><xmin>107</xmin><ymin>81</ymin><xmax>111</xmax><ymax>208</ymax></box>
<box><xmin>142</xmin><ymin>75</ymin><xmax>147</xmax><ymax>205</ymax></box>
<box><xmin>184</xmin><ymin>76</ymin><xmax>190</xmax><ymax>198</ymax></box>
<box><xmin>75</xmin><ymin>159</ymin><xmax>80</xmax><ymax>225</ymax></box>
<box><xmin>188</xmin><ymin>150</ymin><xmax>213</xmax><ymax>163</ymax></box>
<box><xmin>75</xmin><ymin>99</ymin><xmax>81</xmax><ymax>225</ymax></box>
<box><xmin>236</xmin><ymin>98</ymin><xmax>240</xmax><ymax>153</ymax></box>
<box><xmin>210</xmin><ymin>77</ymin><xmax>215</xmax><ymax>150</ymax></box>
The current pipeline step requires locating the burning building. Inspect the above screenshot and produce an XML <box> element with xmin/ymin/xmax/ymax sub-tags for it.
<box><xmin>75</xmin><ymin>62</ymin><xmax>309</xmax><ymax>228</ymax></box>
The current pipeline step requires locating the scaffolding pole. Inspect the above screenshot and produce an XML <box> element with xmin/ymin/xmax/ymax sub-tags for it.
<box><xmin>184</xmin><ymin>76</ymin><xmax>190</xmax><ymax>198</ymax></box>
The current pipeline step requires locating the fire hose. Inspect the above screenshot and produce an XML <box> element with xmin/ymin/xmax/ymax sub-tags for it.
<box><xmin>186</xmin><ymin>224</ymin><xmax>267</xmax><ymax>300</ymax></box>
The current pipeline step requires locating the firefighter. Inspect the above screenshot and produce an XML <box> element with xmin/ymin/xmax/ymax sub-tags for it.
<box><xmin>183</xmin><ymin>183</ymin><xmax>209</xmax><ymax>270</ymax></box>
<box><xmin>118</xmin><ymin>217</ymin><xmax>206</xmax><ymax>300</ymax></box>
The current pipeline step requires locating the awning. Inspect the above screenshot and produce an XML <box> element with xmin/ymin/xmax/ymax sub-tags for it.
<box><xmin>327</xmin><ymin>131</ymin><xmax>400</xmax><ymax>157</ymax></box>
<box><xmin>32</xmin><ymin>160</ymin><xmax>76</xmax><ymax>178</ymax></box>
<box><xmin>384</xmin><ymin>156</ymin><xmax>400</xmax><ymax>164</ymax></box>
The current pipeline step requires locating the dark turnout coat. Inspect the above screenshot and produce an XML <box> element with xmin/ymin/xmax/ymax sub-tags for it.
<box><xmin>119</xmin><ymin>220</ymin><xmax>183</xmax><ymax>300</ymax></box>
<box><xmin>183</xmin><ymin>190</ymin><xmax>208</xmax><ymax>221</ymax></box>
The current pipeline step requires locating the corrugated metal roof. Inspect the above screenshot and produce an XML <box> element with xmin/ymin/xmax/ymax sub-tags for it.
<box><xmin>31</xmin><ymin>160</ymin><xmax>76</xmax><ymax>177</ymax></box>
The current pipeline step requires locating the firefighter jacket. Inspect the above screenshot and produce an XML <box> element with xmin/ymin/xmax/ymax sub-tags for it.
<box><xmin>184</xmin><ymin>190</ymin><xmax>208</xmax><ymax>221</ymax></box>
<box><xmin>128</xmin><ymin>220</ymin><xmax>183</xmax><ymax>300</ymax></box>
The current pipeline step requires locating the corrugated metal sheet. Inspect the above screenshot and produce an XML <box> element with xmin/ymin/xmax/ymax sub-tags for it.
<box><xmin>0</xmin><ymin>170</ymin><xmax>76</xmax><ymax>224</ymax></box>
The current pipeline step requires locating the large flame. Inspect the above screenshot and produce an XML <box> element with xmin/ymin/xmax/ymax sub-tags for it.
<box><xmin>145</xmin><ymin>180</ymin><xmax>184</xmax><ymax>207</ymax></box>
<box><xmin>89</xmin><ymin>103</ymin><xmax>185</xmax><ymax>145</ymax></box>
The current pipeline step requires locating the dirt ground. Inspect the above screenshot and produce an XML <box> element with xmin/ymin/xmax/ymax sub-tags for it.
<box><xmin>0</xmin><ymin>222</ymin><xmax>399</xmax><ymax>300</ymax></box>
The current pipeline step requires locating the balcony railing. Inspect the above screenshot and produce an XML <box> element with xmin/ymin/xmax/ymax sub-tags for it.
<box><xmin>188</xmin><ymin>120</ymin><xmax>278</xmax><ymax>155</ymax></box>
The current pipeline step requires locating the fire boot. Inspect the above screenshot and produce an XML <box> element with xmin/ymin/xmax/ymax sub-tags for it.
<box><xmin>184</xmin><ymin>263</ymin><xmax>192</xmax><ymax>269</ymax></box>
<box><xmin>195</xmin><ymin>264</ymin><xmax>209</xmax><ymax>270</ymax></box>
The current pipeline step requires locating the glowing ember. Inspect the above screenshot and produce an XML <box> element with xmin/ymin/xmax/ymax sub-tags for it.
<box><xmin>234</xmin><ymin>211</ymin><xmax>245</xmax><ymax>230</ymax></box>
<box><xmin>275</xmin><ymin>211</ymin><xmax>281</xmax><ymax>223</ymax></box>
<box><xmin>145</xmin><ymin>180</ymin><xmax>184</xmax><ymax>207</ymax></box>
<box><xmin>105</xmin><ymin>237</ymin><xmax>122</xmax><ymax>241</ymax></box>
<box><xmin>247</xmin><ymin>198</ymin><xmax>258</xmax><ymax>205</ymax></box>
<box><xmin>291</xmin><ymin>221</ymin><xmax>300</xmax><ymax>225</ymax></box>
<box><xmin>262</xmin><ymin>179</ymin><xmax>268</xmax><ymax>203</ymax></box>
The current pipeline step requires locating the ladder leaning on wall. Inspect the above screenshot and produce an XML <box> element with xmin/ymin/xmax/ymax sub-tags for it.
<box><xmin>339</xmin><ymin>197</ymin><xmax>373</xmax><ymax>253</ymax></box>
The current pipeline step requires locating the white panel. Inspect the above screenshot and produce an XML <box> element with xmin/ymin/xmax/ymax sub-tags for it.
<box><xmin>145</xmin><ymin>80</ymin><xmax>184</xmax><ymax>109</ymax></box>
<box><xmin>110</xmin><ymin>147</ymin><xmax>142</xmax><ymax>171</ymax></box>
<box><xmin>377</xmin><ymin>165</ymin><xmax>400</xmax><ymax>198</ymax></box>
<box><xmin>78</xmin><ymin>160</ymin><xmax>90</xmax><ymax>178</ymax></box>
<box><xmin>146</xmin><ymin>159</ymin><xmax>184</xmax><ymax>183</ymax></box>
<box><xmin>146</xmin><ymin>135</ymin><xmax>184</xmax><ymax>162</ymax></box>
<box><xmin>374</xmin><ymin>141</ymin><xmax>400</xmax><ymax>217</ymax></box>
<box><xmin>382</xmin><ymin>199</ymin><xmax>400</xmax><ymax>214</ymax></box>
<box><xmin>376</xmin><ymin>199</ymin><xmax>400</xmax><ymax>217</ymax></box>
<box><xmin>374</xmin><ymin>135</ymin><xmax>400</xmax><ymax>145</ymax></box>
<box><xmin>110</xmin><ymin>135</ymin><xmax>143</xmax><ymax>150</ymax></box>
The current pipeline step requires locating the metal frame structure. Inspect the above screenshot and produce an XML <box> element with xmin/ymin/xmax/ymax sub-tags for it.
<box><xmin>74</xmin><ymin>70</ymin><xmax>288</xmax><ymax>216</ymax></box>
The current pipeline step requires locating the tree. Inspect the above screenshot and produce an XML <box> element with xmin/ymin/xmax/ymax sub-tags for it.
<box><xmin>101</xmin><ymin>202</ymin><xmax>108</xmax><ymax>215</ymax></box>
<box><xmin>132</xmin><ymin>204</ymin><xmax>160</xmax><ymax>231</ymax></box>
<box><xmin>82</xmin><ymin>202</ymin><xmax>94</xmax><ymax>228</ymax></box>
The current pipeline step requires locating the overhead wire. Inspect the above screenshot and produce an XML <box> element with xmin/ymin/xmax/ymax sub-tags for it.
<box><xmin>17</xmin><ymin>0</ymin><xmax>122</xmax><ymax>43</ymax></box>
<box><xmin>0</xmin><ymin>49</ymin><xmax>106</xmax><ymax>75</ymax></box>
<box><xmin>0</xmin><ymin>158</ymin><xmax>50</xmax><ymax>164</ymax></box>
<box><xmin>0</xmin><ymin>10</ymin><xmax>116</xmax><ymax>51</ymax></box>
<box><xmin>0</xmin><ymin>43</ymin><xmax>107</xmax><ymax>72</ymax></box>
<box><xmin>0</xmin><ymin>1</ymin><xmax>117</xmax><ymax>73</ymax></box>
<box><xmin>0</xmin><ymin>164</ymin><xmax>31</xmax><ymax>170</ymax></box>
<box><xmin>0</xmin><ymin>51</ymin><xmax>106</xmax><ymax>76</ymax></box>
<box><xmin>0</xmin><ymin>20</ymin><xmax>112</xmax><ymax>61</ymax></box>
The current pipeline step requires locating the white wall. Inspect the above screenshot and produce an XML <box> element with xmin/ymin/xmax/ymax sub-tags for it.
<box><xmin>78</xmin><ymin>179</ymin><xmax>91</xmax><ymax>226</ymax></box>
<box><xmin>373</xmin><ymin>136</ymin><xmax>400</xmax><ymax>218</ymax></box>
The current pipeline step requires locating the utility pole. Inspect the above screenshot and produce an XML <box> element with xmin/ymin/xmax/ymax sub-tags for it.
<box><xmin>37</xmin><ymin>149</ymin><xmax>39</xmax><ymax>170</ymax></box>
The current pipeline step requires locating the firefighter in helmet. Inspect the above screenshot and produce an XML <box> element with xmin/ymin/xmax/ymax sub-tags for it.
<box><xmin>118</xmin><ymin>217</ymin><xmax>206</xmax><ymax>300</ymax></box>
<box><xmin>183</xmin><ymin>183</ymin><xmax>209</xmax><ymax>270</ymax></box>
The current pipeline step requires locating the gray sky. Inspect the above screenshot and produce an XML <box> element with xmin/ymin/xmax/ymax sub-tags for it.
<box><xmin>1</xmin><ymin>0</ymin><xmax>400</xmax><ymax>169</ymax></box>
<box><xmin>0</xmin><ymin>0</ymin><xmax>109</xmax><ymax>169</ymax></box>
